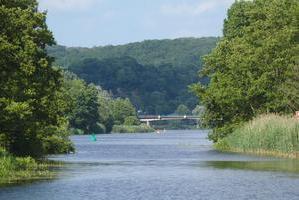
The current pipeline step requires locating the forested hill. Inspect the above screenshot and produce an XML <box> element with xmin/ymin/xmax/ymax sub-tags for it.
<box><xmin>48</xmin><ymin>37</ymin><xmax>218</xmax><ymax>68</ymax></box>
<box><xmin>48</xmin><ymin>37</ymin><xmax>218</xmax><ymax>115</ymax></box>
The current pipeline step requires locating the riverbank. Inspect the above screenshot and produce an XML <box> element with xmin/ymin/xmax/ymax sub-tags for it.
<box><xmin>112</xmin><ymin>124</ymin><xmax>155</xmax><ymax>133</ymax></box>
<box><xmin>0</xmin><ymin>149</ymin><xmax>58</xmax><ymax>185</ymax></box>
<box><xmin>215</xmin><ymin>114</ymin><xmax>299</xmax><ymax>159</ymax></box>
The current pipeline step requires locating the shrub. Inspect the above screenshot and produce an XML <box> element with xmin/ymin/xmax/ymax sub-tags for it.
<box><xmin>112</xmin><ymin>124</ymin><xmax>155</xmax><ymax>133</ymax></box>
<box><xmin>124</xmin><ymin>116</ymin><xmax>141</xmax><ymax>126</ymax></box>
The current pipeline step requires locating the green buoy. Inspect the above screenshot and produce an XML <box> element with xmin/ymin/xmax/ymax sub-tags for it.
<box><xmin>90</xmin><ymin>133</ymin><xmax>97</xmax><ymax>142</ymax></box>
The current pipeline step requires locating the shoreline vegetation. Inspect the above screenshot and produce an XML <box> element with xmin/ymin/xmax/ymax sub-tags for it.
<box><xmin>0</xmin><ymin>148</ymin><xmax>62</xmax><ymax>185</ymax></box>
<box><xmin>215</xmin><ymin>114</ymin><xmax>299</xmax><ymax>159</ymax></box>
<box><xmin>191</xmin><ymin>0</ymin><xmax>298</xmax><ymax>160</ymax></box>
<box><xmin>112</xmin><ymin>124</ymin><xmax>155</xmax><ymax>133</ymax></box>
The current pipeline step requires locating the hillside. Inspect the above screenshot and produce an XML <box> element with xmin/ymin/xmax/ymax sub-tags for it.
<box><xmin>48</xmin><ymin>37</ymin><xmax>218</xmax><ymax>114</ymax></box>
<box><xmin>48</xmin><ymin>37</ymin><xmax>218</xmax><ymax>68</ymax></box>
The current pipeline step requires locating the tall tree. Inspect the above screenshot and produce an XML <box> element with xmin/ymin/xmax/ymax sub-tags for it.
<box><xmin>193</xmin><ymin>0</ymin><xmax>299</xmax><ymax>142</ymax></box>
<box><xmin>0</xmin><ymin>0</ymin><xmax>72</xmax><ymax>157</ymax></box>
<box><xmin>69</xmin><ymin>84</ymin><xmax>101</xmax><ymax>134</ymax></box>
<box><xmin>111</xmin><ymin>98</ymin><xmax>137</xmax><ymax>125</ymax></box>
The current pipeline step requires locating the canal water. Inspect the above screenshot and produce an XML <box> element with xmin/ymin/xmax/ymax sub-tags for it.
<box><xmin>1</xmin><ymin>130</ymin><xmax>299</xmax><ymax>200</ymax></box>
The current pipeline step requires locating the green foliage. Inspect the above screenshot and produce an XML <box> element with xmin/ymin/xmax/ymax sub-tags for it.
<box><xmin>69</xmin><ymin>57</ymin><xmax>199</xmax><ymax>114</ymax></box>
<box><xmin>214</xmin><ymin>139</ymin><xmax>230</xmax><ymax>152</ymax></box>
<box><xmin>68</xmin><ymin>84</ymin><xmax>100</xmax><ymax>134</ymax></box>
<box><xmin>48</xmin><ymin>38</ymin><xmax>218</xmax><ymax>115</ymax></box>
<box><xmin>97</xmin><ymin>88</ymin><xmax>114</xmax><ymax>133</ymax></box>
<box><xmin>124</xmin><ymin>116</ymin><xmax>141</xmax><ymax>126</ymax></box>
<box><xmin>62</xmin><ymin>71</ymin><xmax>140</xmax><ymax>134</ymax></box>
<box><xmin>0</xmin><ymin>148</ymin><xmax>53</xmax><ymax>184</ymax></box>
<box><xmin>216</xmin><ymin>114</ymin><xmax>299</xmax><ymax>158</ymax></box>
<box><xmin>193</xmin><ymin>0</ymin><xmax>299</xmax><ymax>142</ymax></box>
<box><xmin>111</xmin><ymin>98</ymin><xmax>137</xmax><ymax>125</ymax></box>
<box><xmin>69</xmin><ymin>128</ymin><xmax>84</xmax><ymax>135</ymax></box>
<box><xmin>48</xmin><ymin>37</ymin><xmax>218</xmax><ymax>68</ymax></box>
<box><xmin>175</xmin><ymin>104</ymin><xmax>191</xmax><ymax>115</ymax></box>
<box><xmin>152</xmin><ymin>120</ymin><xmax>198</xmax><ymax>130</ymax></box>
<box><xmin>43</xmin><ymin>135</ymin><xmax>74</xmax><ymax>155</ymax></box>
<box><xmin>62</xmin><ymin>72</ymin><xmax>103</xmax><ymax>134</ymax></box>
<box><xmin>112</xmin><ymin>125</ymin><xmax>155</xmax><ymax>133</ymax></box>
<box><xmin>192</xmin><ymin>105</ymin><xmax>205</xmax><ymax>116</ymax></box>
<box><xmin>0</xmin><ymin>0</ymin><xmax>73</xmax><ymax>157</ymax></box>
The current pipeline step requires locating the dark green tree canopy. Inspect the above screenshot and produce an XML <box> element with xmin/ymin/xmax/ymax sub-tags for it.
<box><xmin>175</xmin><ymin>104</ymin><xmax>191</xmax><ymax>115</ymax></box>
<box><xmin>47</xmin><ymin>38</ymin><xmax>218</xmax><ymax>115</ymax></box>
<box><xmin>111</xmin><ymin>98</ymin><xmax>137</xmax><ymax>125</ymax></box>
<box><xmin>193</xmin><ymin>0</ymin><xmax>299</xmax><ymax>142</ymax></box>
<box><xmin>69</xmin><ymin>84</ymin><xmax>100</xmax><ymax>134</ymax></box>
<box><xmin>0</xmin><ymin>0</ymin><xmax>72</xmax><ymax>157</ymax></box>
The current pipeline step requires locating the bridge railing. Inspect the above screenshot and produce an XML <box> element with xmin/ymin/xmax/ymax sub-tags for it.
<box><xmin>138</xmin><ymin>115</ymin><xmax>201</xmax><ymax>120</ymax></box>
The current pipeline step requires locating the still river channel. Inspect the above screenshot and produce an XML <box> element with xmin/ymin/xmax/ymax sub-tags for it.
<box><xmin>1</xmin><ymin>130</ymin><xmax>299</xmax><ymax>200</ymax></box>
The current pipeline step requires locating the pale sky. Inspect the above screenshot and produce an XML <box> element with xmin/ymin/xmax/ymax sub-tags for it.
<box><xmin>38</xmin><ymin>0</ymin><xmax>235</xmax><ymax>47</ymax></box>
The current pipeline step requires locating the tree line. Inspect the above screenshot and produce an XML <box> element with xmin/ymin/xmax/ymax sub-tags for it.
<box><xmin>0</xmin><ymin>0</ymin><xmax>140</xmax><ymax>158</ymax></box>
<box><xmin>192</xmin><ymin>0</ymin><xmax>299</xmax><ymax>142</ymax></box>
<box><xmin>69</xmin><ymin>56</ymin><xmax>201</xmax><ymax>114</ymax></box>
<box><xmin>63</xmin><ymin>71</ymin><xmax>140</xmax><ymax>135</ymax></box>
<box><xmin>47</xmin><ymin>38</ymin><xmax>218</xmax><ymax>115</ymax></box>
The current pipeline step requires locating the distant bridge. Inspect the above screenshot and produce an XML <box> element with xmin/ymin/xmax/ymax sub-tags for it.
<box><xmin>138</xmin><ymin>115</ymin><xmax>201</xmax><ymax>126</ymax></box>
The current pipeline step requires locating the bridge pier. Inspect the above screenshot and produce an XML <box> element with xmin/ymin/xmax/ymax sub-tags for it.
<box><xmin>146</xmin><ymin>120</ymin><xmax>151</xmax><ymax>127</ymax></box>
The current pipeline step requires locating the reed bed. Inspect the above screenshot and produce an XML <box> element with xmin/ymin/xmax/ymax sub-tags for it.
<box><xmin>215</xmin><ymin>114</ymin><xmax>299</xmax><ymax>158</ymax></box>
<box><xmin>0</xmin><ymin>148</ymin><xmax>55</xmax><ymax>185</ymax></box>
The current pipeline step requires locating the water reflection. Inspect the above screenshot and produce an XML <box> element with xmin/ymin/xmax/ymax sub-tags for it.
<box><xmin>205</xmin><ymin>160</ymin><xmax>299</xmax><ymax>174</ymax></box>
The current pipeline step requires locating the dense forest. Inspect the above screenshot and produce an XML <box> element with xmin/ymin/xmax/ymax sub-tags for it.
<box><xmin>0</xmin><ymin>0</ymin><xmax>149</xmax><ymax>159</ymax></box>
<box><xmin>48</xmin><ymin>37</ymin><xmax>218</xmax><ymax>68</ymax></box>
<box><xmin>0</xmin><ymin>0</ymin><xmax>73</xmax><ymax>157</ymax></box>
<box><xmin>62</xmin><ymin>71</ymin><xmax>143</xmax><ymax>135</ymax></box>
<box><xmin>48</xmin><ymin>38</ymin><xmax>218</xmax><ymax>114</ymax></box>
<box><xmin>193</xmin><ymin>0</ymin><xmax>299</xmax><ymax>142</ymax></box>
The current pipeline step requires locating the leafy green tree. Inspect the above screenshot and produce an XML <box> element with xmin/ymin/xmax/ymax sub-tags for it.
<box><xmin>97</xmin><ymin>87</ymin><xmax>114</xmax><ymax>133</ymax></box>
<box><xmin>69</xmin><ymin>84</ymin><xmax>101</xmax><ymax>134</ymax></box>
<box><xmin>175</xmin><ymin>104</ymin><xmax>191</xmax><ymax>115</ymax></box>
<box><xmin>48</xmin><ymin>37</ymin><xmax>219</xmax><ymax>115</ymax></box>
<box><xmin>124</xmin><ymin>116</ymin><xmax>141</xmax><ymax>126</ymax></box>
<box><xmin>62</xmin><ymin>71</ymin><xmax>86</xmax><ymax>116</ymax></box>
<box><xmin>111</xmin><ymin>98</ymin><xmax>137</xmax><ymax>125</ymax></box>
<box><xmin>193</xmin><ymin>0</ymin><xmax>299</xmax><ymax>142</ymax></box>
<box><xmin>192</xmin><ymin>105</ymin><xmax>205</xmax><ymax>116</ymax></box>
<box><xmin>0</xmin><ymin>0</ymin><xmax>72</xmax><ymax>157</ymax></box>
<box><xmin>62</xmin><ymin>71</ymin><xmax>117</xmax><ymax>134</ymax></box>
<box><xmin>280</xmin><ymin>59</ymin><xmax>299</xmax><ymax>111</ymax></box>
<box><xmin>48</xmin><ymin>37</ymin><xmax>218</xmax><ymax>69</ymax></box>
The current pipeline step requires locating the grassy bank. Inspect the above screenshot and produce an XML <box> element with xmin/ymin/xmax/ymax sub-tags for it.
<box><xmin>0</xmin><ymin>149</ymin><xmax>57</xmax><ymax>185</ymax></box>
<box><xmin>215</xmin><ymin>114</ymin><xmax>299</xmax><ymax>159</ymax></box>
<box><xmin>112</xmin><ymin>124</ymin><xmax>155</xmax><ymax>133</ymax></box>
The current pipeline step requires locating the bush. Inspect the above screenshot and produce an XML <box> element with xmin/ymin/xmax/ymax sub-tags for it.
<box><xmin>70</xmin><ymin>128</ymin><xmax>85</xmax><ymax>135</ymax></box>
<box><xmin>124</xmin><ymin>116</ymin><xmax>141</xmax><ymax>126</ymax></box>
<box><xmin>91</xmin><ymin>123</ymin><xmax>106</xmax><ymax>134</ymax></box>
<box><xmin>0</xmin><ymin>148</ymin><xmax>52</xmax><ymax>184</ymax></box>
<box><xmin>112</xmin><ymin>124</ymin><xmax>155</xmax><ymax>133</ymax></box>
<box><xmin>43</xmin><ymin>135</ymin><xmax>74</xmax><ymax>155</ymax></box>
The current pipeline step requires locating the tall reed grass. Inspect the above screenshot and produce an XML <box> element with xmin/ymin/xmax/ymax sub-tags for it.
<box><xmin>0</xmin><ymin>148</ymin><xmax>54</xmax><ymax>185</ymax></box>
<box><xmin>215</xmin><ymin>114</ymin><xmax>299</xmax><ymax>158</ymax></box>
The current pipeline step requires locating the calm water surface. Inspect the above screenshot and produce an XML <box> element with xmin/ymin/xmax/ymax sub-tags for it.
<box><xmin>1</xmin><ymin>130</ymin><xmax>299</xmax><ymax>200</ymax></box>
